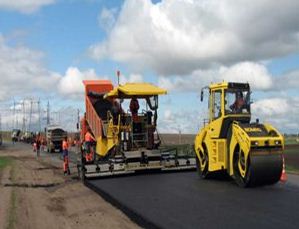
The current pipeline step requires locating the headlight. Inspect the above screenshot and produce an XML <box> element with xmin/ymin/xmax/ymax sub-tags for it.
<box><xmin>251</xmin><ymin>141</ymin><xmax>259</xmax><ymax>146</ymax></box>
<box><xmin>275</xmin><ymin>140</ymin><xmax>281</xmax><ymax>145</ymax></box>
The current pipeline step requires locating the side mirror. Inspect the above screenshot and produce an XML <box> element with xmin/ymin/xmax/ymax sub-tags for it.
<box><xmin>200</xmin><ymin>90</ymin><xmax>204</xmax><ymax>102</ymax></box>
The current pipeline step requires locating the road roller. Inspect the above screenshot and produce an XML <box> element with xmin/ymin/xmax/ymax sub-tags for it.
<box><xmin>194</xmin><ymin>82</ymin><xmax>284</xmax><ymax>187</ymax></box>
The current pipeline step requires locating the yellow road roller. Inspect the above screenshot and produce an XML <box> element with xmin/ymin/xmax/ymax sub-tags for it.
<box><xmin>194</xmin><ymin>82</ymin><xmax>284</xmax><ymax>187</ymax></box>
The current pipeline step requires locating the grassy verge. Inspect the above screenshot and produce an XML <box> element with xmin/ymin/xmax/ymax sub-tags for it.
<box><xmin>6</xmin><ymin>188</ymin><xmax>17</xmax><ymax>229</ymax></box>
<box><xmin>286</xmin><ymin>165</ymin><xmax>299</xmax><ymax>174</ymax></box>
<box><xmin>285</xmin><ymin>137</ymin><xmax>299</xmax><ymax>145</ymax></box>
<box><xmin>1</xmin><ymin>157</ymin><xmax>18</xmax><ymax>229</ymax></box>
<box><xmin>0</xmin><ymin>157</ymin><xmax>12</xmax><ymax>170</ymax></box>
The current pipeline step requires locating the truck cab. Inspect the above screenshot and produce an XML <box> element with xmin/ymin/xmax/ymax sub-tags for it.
<box><xmin>46</xmin><ymin>125</ymin><xmax>67</xmax><ymax>153</ymax></box>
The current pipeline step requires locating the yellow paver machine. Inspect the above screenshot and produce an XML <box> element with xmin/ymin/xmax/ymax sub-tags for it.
<box><xmin>77</xmin><ymin>80</ymin><xmax>196</xmax><ymax>179</ymax></box>
<box><xmin>194</xmin><ymin>82</ymin><xmax>284</xmax><ymax>187</ymax></box>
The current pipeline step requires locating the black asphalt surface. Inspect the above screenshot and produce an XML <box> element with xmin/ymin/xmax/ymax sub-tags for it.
<box><xmin>86</xmin><ymin>172</ymin><xmax>299</xmax><ymax>229</ymax></box>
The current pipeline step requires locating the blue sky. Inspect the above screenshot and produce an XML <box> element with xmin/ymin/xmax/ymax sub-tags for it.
<box><xmin>0</xmin><ymin>0</ymin><xmax>299</xmax><ymax>133</ymax></box>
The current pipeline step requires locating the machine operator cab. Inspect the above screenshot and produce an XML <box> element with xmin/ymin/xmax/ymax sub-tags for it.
<box><xmin>104</xmin><ymin>83</ymin><xmax>167</xmax><ymax>150</ymax></box>
<box><xmin>201</xmin><ymin>82</ymin><xmax>251</xmax><ymax>138</ymax></box>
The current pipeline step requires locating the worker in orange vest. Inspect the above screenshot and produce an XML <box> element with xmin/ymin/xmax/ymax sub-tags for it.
<box><xmin>130</xmin><ymin>97</ymin><xmax>139</xmax><ymax>122</ymax></box>
<box><xmin>84</xmin><ymin>129</ymin><xmax>96</xmax><ymax>162</ymax></box>
<box><xmin>62</xmin><ymin>137</ymin><xmax>70</xmax><ymax>175</ymax></box>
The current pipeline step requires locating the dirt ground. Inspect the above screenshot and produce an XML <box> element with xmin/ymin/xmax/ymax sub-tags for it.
<box><xmin>0</xmin><ymin>142</ymin><xmax>140</xmax><ymax>229</ymax></box>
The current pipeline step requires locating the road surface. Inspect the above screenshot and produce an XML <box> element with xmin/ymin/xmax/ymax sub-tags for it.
<box><xmin>86</xmin><ymin>171</ymin><xmax>299</xmax><ymax>229</ymax></box>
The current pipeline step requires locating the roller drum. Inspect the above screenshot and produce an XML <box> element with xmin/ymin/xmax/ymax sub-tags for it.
<box><xmin>234</xmin><ymin>149</ymin><xmax>283</xmax><ymax>187</ymax></box>
<box><xmin>248</xmin><ymin>153</ymin><xmax>283</xmax><ymax>186</ymax></box>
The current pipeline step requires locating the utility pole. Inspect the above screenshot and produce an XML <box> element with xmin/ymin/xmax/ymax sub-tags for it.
<box><xmin>28</xmin><ymin>99</ymin><xmax>33</xmax><ymax>132</ymax></box>
<box><xmin>22</xmin><ymin>100</ymin><xmax>26</xmax><ymax>132</ymax></box>
<box><xmin>0</xmin><ymin>113</ymin><xmax>2</xmax><ymax>132</ymax></box>
<box><xmin>38</xmin><ymin>99</ymin><xmax>41</xmax><ymax>132</ymax></box>
<box><xmin>77</xmin><ymin>109</ymin><xmax>80</xmax><ymax>131</ymax></box>
<box><xmin>117</xmin><ymin>70</ymin><xmax>120</xmax><ymax>85</ymax></box>
<box><xmin>58</xmin><ymin>111</ymin><xmax>61</xmax><ymax>125</ymax></box>
<box><xmin>12</xmin><ymin>99</ymin><xmax>16</xmax><ymax>129</ymax></box>
<box><xmin>179</xmin><ymin>129</ymin><xmax>182</xmax><ymax>144</ymax></box>
<box><xmin>46</xmin><ymin>101</ymin><xmax>50</xmax><ymax>126</ymax></box>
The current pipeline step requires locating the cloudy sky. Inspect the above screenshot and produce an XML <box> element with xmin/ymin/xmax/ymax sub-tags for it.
<box><xmin>0</xmin><ymin>0</ymin><xmax>299</xmax><ymax>134</ymax></box>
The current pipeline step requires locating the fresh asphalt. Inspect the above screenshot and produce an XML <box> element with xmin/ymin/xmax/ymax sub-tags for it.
<box><xmin>86</xmin><ymin>171</ymin><xmax>299</xmax><ymax>229</ymax></box>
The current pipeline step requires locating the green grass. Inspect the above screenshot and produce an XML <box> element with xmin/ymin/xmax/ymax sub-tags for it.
<box><xmin>286</xmin><ymin>165</ymin><xmax>299</xmax><ymax>174</ymax></box>
<box><xmin>6</xmin><ymin>188</ymin><xmax>17</xmax><ymax>229</ymax></box>
<box><xmin>0</xmin><ymin>157</ymin><xmax>12</xmax><ymax>170</ymax></box>
<box><xmin>0</xmin><ymin>157</ymin><xmax>17</xmax><ymax>229</ymax></box>
<box><xmin>284</xmin><ymin>136</ymin><xmax>299</xmax><ymax>145</ymax></box>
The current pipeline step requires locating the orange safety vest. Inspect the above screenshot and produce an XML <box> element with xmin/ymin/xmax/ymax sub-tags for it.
<box><xmin>62</xmin><ymin>140</ymin><xmax>68</xmax><ymax>150</ymax></box>
<box><xmin>85</xmin><ymin>132</ymin><xmax>94</xmax><ymax>142</ymax></box>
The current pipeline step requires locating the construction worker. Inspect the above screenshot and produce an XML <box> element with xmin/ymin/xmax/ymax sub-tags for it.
<box><xmin>130</xmin><ymin>97</ymin><xmax>139</xmax><ymax>122</ymax></box>
<box><xmin>111</xmin><ymin>100</ymin><xmax>121</xmax><ymax>125</ymax></box>
<box><xmin>62</xmin><ymin>136</ymin><xmax>70</xmax><ymax>175</ymax></box>
<box><xmin>84</xmin><ymin>128</ymin><xmax>96</xmax><ymax>162</ymax></box>
<box><xmin>230</xmin><ymin>91</ymin><xmax>245</xmax><ymax>113</ymax></box>
<box><xmin>35</xmin><ymin>133</ymin><xmax>41</xmax><ymax>158</ymax></box>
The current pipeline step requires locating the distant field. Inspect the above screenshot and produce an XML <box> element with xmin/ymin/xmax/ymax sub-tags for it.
<box><xmin>284</xmin><ymin>145</ymin><xmax>299</xmax><ymax>173</ymax></box>
<box><xmin>284</xmin><ymin>136</ymin><xmax>299</xmax><ymax>145</ymax></box>
<box><xmin>160</xmin><ymin>134</ymin><xmax>195</xmax><ymax>145</ymax></box>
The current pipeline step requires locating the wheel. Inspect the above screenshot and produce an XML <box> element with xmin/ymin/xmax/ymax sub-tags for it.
<box><xmin>233</xmin><ymin>148</ymin><xmax>251</xmax><ymax>187</ymax></box>
<box><xmin>77</xmin><ymin>161</ymin><xmax>86</xmax><ymax>182</ymax></box>
<box><xmin>196</xmin><ymin>147</ymin><xmax>209</xmax><ymax>178</ymax></box>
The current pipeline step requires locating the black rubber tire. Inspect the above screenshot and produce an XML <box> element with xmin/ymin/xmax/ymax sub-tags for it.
<box><xmin>233</xmin><ymin>149</ymin><xmax>251</xmax><ymax>187</ymax></box>
<box><xmin>78</xmin><ymin>163</ymin><xmax>86</xmax><ymax>182</ymax></box>
<box><xmin>196</xmin><ymin>148</ymin><xmax>209</xmax><ymax>179</ymax></box>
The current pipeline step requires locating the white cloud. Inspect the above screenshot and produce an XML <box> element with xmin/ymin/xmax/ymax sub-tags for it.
<box><xmin>57</xmin><ymin>71</ymin><xmax>143</xmax><ymax>100</ymax></box>
<box><xmin>0</xmin><ymin>35</ymin><xmax>59</xmax><ymax>100</ymax></box>
<box><xmin>98</xmin><ymin>7</ymin><xmax>118</xmax><ymax>32</ymax></box>
<box><xmin>0</xmin><ymin>0</ymin><xmax>55</xmax><ymax>14</ymax></box>
<box><xmin>158</xmin><ymin>61</ymin><xmax>273</xmax><ymax>92</ymax></box>
<box><xmin>89</xmin><ymin>0</ymin><xmax>299</xmax><ymax>75</ymax></box>
<box><xmin>220</xmin><ymin>62</ymin><xmax>273</xmax><ymax>90</ymax></box>
<box><xmin>274</xmin><ymin>70</ymin><xmax>299</xmax><ymax>90</ymax></box>
<box><xmin>251</xmin><ymin>97</ymin><xmax>299</xmax><ymax>133</ymax></box>
<box><xmin>0</xmin><ymin>35</ymin><xmax>106</xmax><ymax>101</ymax></box>
<box><xmin>158</xmin><ymin>108</ymin><xmax>204</xmax><ymax>134</ymax></box>
<box><xmin>119</xmin><ymin>73</ymin><xmax>143</xmax><ymax>85</ymax></box>
<box><xmin>57</xmin><ymin>67</ymin><xmax>103</xmax><ymax>99</ymax></box>
<box><xmin>252</xmin><ymin>98</ymin><xmax>290</xmax><ymax>116</ymax></box>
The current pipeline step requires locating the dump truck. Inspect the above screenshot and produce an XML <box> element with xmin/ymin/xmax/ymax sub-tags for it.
<box><xmin>77</xmin><ymin>80</ymin><xmax>196</xmax><ymax>179</ymax></box>
<box><xmin>194</xmin><ymin>82</ymin><xmax>284</xmax><ymax>187</ymax></box>
<box><xmin>46</xmin><ymin>125</ymin><xmax>67</xmax><ymax>153</ymax></box>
